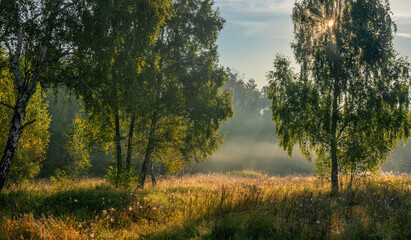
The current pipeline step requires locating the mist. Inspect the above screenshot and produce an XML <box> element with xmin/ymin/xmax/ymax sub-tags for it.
<box><xmin>192</xmin><ymin>69</ymin><xmax>411</xmax><ymax>175</ymax></box>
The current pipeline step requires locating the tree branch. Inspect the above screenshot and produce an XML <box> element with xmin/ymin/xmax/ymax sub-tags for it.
<box><xmin>0</xmin><ymin>101</ymin><xmax>14</xmax><ymax>110</ymax></box>
<box><xmin>21</xmin><ymin>119</ymin><xmax>36</xmax><ymax>130</ymax></box>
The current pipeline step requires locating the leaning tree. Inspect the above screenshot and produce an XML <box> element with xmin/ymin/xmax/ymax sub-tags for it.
<box><xmin>267</xmin><ymin>0</ymin><xmax>410</xmax><ymax>193</ymax></box>
<box><xmin>0</xmin><ymin>0</ymin><xmax>75</xmax><ymax>191</ymax></box>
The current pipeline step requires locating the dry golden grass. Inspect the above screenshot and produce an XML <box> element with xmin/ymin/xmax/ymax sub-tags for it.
<box><xmin>0</xmin><ymin>173</ymin><xmax>410</xmax><ymax>239</ymax></box>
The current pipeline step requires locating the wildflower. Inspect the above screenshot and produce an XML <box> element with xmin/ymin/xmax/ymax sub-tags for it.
<box><xmin>74</xmin><ymin>199</ymin><xmax>78</xmax><ymax>203</ymax></box>
<box><xmin>90</xmin><ymin>233</ymin><xmax>95</xmax><ymax>238</ymax></box>
<box><xmin>128</xmin><ymin>206</ymin><xmax>133</xmax><ymax>211</ymax></box>
<box><xmin>102</xmin><ymin>210</ymin><xmax>107</xmax><ymax>215</ymax></box>
<box><xmin>317</xmin><ymin>220</ymin><xmax>320</xmax><ymax>224</ymax></box>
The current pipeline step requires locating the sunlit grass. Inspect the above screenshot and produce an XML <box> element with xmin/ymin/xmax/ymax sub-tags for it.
<box><xmin>226</xmin><ymin>169</ymin><xmax>263</xmax><ymax>178</ymax></box>
<box><xmin>0</xmin><ymin>173</ymin><xmax>410</xmax><ymax>239</ymax></box>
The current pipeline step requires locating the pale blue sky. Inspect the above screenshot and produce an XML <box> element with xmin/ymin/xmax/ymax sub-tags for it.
<box><xmin>215</xmin><ymin>0</ymin><xmax>411</xmax><ymax>87</ymax></box>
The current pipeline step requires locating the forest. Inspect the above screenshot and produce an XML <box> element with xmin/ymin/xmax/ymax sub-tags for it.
<box><xmin>0</xmin><ymin>0</ymin><xmax>410</xmax><ymax>239</ymax></box>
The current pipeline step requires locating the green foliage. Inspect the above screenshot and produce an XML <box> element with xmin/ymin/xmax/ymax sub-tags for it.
<box><xmin>40</xmin><ymin>87</ymin><xmax>80</xmax><ymax>178</ymax></box>
<box><xmin>220</xmin><ymin>68</ymin><xmax>273</xmax><ymax>142</ymax></box>
<box><xmin>0</xmin><ymin>57</ymin><xmax>51</xmax><ymax>185</ymax></box>
<box><xmin>136</xmin><ymin>0</ymin><xmax>233</xmax><ymax>177</ymax></box>
<box><xmin>104</xmin><ymin>165</ymin><xmax>137</xmax><ymax>188</ymax></box>
<box><xmin>268</xmin><ymin>0</ymin><xmax>411</xmax><ymax>179</ymax></box>
<box><xmin>66</xmin><ymin>0</ymin><xmax>174</xmax><ymax>186</ymax></box>
<box><xmin>65</xmin><ymin>0</ymin><xmax>232</xmax><ymax>187</ymax></box>
<box><xmin>65</xmin><ymin>113</ymin><xmax>92</xmax><ymax>176</ymax></box>
<box><xmin>49</xmin><ymin>169</ymin><xmax>75</xmax><ymax>187</ymax></box>
<box><xmin>0</xmin><ymin>0</ymin><xmax>81</xmax><ymax>191</ymax></box>
<box><xmin>226</xmin><ymin>169</ymin><xmax>262</xmax><ymax>178</ymax></box>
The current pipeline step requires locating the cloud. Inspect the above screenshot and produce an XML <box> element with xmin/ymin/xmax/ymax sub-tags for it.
<box><xmin>216</xmin><ymin>0</ymin><xmax>411</xmax><ymax>19</ymax></box>
<box><xmin>390</xmin><ymin>0</ymin><xmax>411</xmax><ymax>19</ymax></box>
<box><xmin>230</xmin><ymin>20</ymin><xmax>292</xmax><ymax>39</ymax></box>
<box><xmin>215</xmin><ymin>0</ymin><xmax>294</xmax><ymax>39</ymax></box>
<box><xmin>396</xmin><ymin>33</ymin><xmax>411</xmax><ymax>39</ymax></box>
<box><xmin>215</xmin><ymin>0</ymin><xmax>294</xmax><ymax>14</ymax></box>
<box><xmin>231</xmin><ymin>21</ymin><xmax>272</xmax><ymax>37</ymax></box>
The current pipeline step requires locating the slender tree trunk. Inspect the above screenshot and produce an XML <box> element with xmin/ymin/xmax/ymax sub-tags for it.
<box><xmin>114</xmin><ymin>109</ymin><xmax>123</xmax><ymax>187</ymax></box>
<box><xmin>138</xmin><ymin>114</ymin><xmax>158</xmax><ymax>189</ymax></box>
<box><xmin>330</xmin><ymin>77</ymin><xmax>339</xmax><ymax>194</ymax></box>
<box><xmin>349</xmin><ymin>170</ymin><xmax>354</xmax><ymax>190</ymax></box>
<box><xmin>0</xmin><ymin>92</ymin><xmax>34</xmax><ymax>191</ymax></box>
<box><xmin>125</xmin><ymin>114</ymin><xmax>136</xmax><ymax>177</ymax></box>
<box><xmin>149</xmin><ymin>159</ymin><xmax>156</xmax><ymax>185</ymax></box>
<box><xmin>0</xmin><ymin>26</ymin><xmax>42</xmax><ymax>192</ymax></box>
<box><xmin>138</xmin><ymin>139</ymin><xmax>154</xmax><ymax>189</ymax></box>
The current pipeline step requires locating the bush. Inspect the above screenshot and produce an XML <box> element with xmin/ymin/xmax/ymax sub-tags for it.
<box><xmin>226</xmin><ymin>169</ymin><xmax>262</xmax><ymax>178</ymax></box>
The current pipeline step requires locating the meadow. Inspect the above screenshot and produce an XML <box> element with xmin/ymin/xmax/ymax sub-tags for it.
<box><xmin>0</xmin><ymin>171</ymin><xmax>410</xmax><ymax>239</ymax></box>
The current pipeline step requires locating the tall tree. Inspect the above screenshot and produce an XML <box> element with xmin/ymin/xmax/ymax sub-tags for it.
<box><xmin>68</xmin><ymin>0</ymin><xmax>172</xmax><ymax>186</ymax></box>
<box><xmin>268</xmin><ymin>0</ymin><xmax>410</xmax><ymax>193</ymax></box>
<box><xmin>0</xmin><ymin>0</ymin><xmax>73</xmax><ymax>191</ymax></box>
<box><xmin>137</xmin><ymin>0</ymin><xmax>233</xmax><ymax>188</ymax></box>
<box><xmin>0</xmin><ymin>49</ymin><xmax>51</xmax><ymax>185</ymax></box>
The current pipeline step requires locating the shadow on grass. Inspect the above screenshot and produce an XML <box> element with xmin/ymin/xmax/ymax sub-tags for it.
<box><xmin>148</xmin><ymin>185</ymin><xmax>410</xmax><ymax>240</ymax></box>
<box><xmin>0</xmin><ymin>184</ymin><xmax>141</xmax><ymax>221</ymax></box>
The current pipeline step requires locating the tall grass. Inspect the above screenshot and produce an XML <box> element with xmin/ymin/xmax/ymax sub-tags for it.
<box><xmin>0</xmin><ymin>173</ymin><xmax>410</xmax><ymax>239</ymax></box>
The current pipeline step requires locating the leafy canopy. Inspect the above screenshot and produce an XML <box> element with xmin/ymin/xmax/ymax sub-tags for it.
<box><xmin>268</xmin><ymin>0</ymin><xmax>410</xmax><ymax>175</ymax></box>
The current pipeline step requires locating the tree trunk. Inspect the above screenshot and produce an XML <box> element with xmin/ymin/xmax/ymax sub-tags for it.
<box><xmin>149</xmin><ymin>159</ymin><xmax>156</xmax><ymax>186</ymax></box>
<box><xmin>330</xmin><ymin>77</ymin><xmax>339</xmax><ymax>194</ymax></box>
<box><xmin>114</xmin><ymin>109</ymin><xmax>123</xmax><ymax>187</ymax></box>
<box><xmin>0</xmin><ymin>91</ymin><xmax>33</xmax><ymax>191</ymax></box>
<box><xmin>138</xmin><ymin>114</ymin><xmax>158</xmax><ymax>189</ymax></box>
<box><xmin>125</xmin><ymin>114</ymin><xmax>136</xmax><ymax>177</ymax></box>
<box><xmin>349</xmin><ymin>170</ymin><xmax>354</xmax><ymax>190</ymax></box>
<box><xmin>138</xmin><ymin>139</ymin><xmax>154</xmax><ymax>189</ymax></box>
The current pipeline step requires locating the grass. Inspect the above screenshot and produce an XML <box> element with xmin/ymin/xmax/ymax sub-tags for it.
<box><xmin>226</xmin><ymin>169</ymin><xmax>263</xmax><ymax>178</ymax></box>
<box><xmin>0</xmin><ymin>173</ymin><xmax>410</xmax><ymax>239</ymax></box>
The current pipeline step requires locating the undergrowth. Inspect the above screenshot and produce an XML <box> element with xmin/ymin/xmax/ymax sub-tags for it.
<box><xmin>0</xmin><ymin>173</ymin><xmax>410</xmax><ymax>239</ymax></box>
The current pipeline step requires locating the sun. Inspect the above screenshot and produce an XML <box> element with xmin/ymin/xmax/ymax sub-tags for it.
<box><xmin>328</xmin><ymin>20</ymin><xmax>334</xmax><ymax>28</ymax></box>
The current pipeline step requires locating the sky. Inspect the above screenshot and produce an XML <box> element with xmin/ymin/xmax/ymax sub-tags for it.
<box><xmin>214</xmin><ymin>0</ymin><xmax>411</xmax><ymax>88</ymax></box>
